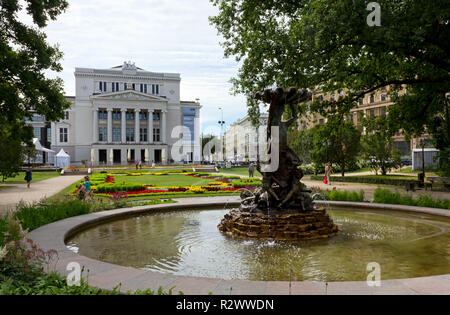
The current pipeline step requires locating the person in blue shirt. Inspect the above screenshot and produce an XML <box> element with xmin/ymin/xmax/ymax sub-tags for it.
<box><xmin>82</xmin><ymin>176</ymin><xmax>93</xmax><ymax>201</ymax></box>
<box><xmin>25</xmin><ymin>168</ymin><xmax>32</xmax><ymax>189</ymax></box>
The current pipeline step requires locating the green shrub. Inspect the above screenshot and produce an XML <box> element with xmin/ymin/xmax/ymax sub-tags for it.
<box><xmin>13</xmin><ymin>200</ymin><xmax>92</xmax><ymax>232</ymax></box>
<box><xmin>327</xmin><ymin>189</ymin><xmax>365</xmax><ymax>202</ymax></box>
<box><xmin>373</xmin><ymin>189</ymin><xmax>450</xmax><ymax>210</ymax></box>
<box><xmin>95</xmin><ymin>183</ymin><xmax>144</xmax><ymax>194</ymax></box>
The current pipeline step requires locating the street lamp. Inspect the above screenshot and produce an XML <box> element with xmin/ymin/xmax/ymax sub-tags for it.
<box><xmin>218</xmin><ymin>107</ymin><xmax>226</xmax><ymax>163</ymax></box>
<box><xmin>421</xmin><ymin>139</ymin><xmax>426</xmax><ymax>185</ymax></box>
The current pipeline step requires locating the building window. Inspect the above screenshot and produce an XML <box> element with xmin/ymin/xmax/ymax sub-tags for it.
<box><xmin>33</xmin><ymin>127</ymin><xmax>41</xmax><ymax>139</ymax></box>
<box><xmin>152</xmin><ymin>84</ymin><xmax>159</xmax><ymax>95</ymax></box>
<box><xmin>112</xmin><ymin>128</ymin><xmax>121</xmax><ymax>142</ymax></box>
<box><xmin>370</xmin><ymin>94</ymin><xmax>375</xmax><ymax>103</ymax></box>
<box><xmin>318</xmin><ymin>119</ymin><xmax>325</xmax><ymax>125</ymax></box>
<box><xmin>98</xmin><ymin>110</ymin><xmax>107</xmax><ymax>120</ymax></box>
<box><xmin>139</xmin><ymin>112</ymin><xmax>147</xmax><ymax>121</ymax></box>
<box><xmin>47</xmin><ymin>128</ymin><xmax>51</xmax><ymax>143</ymax></box>
<box><xmin>140</xmin><ymin>128</ymin><xmax>148</xmax><ymax>142</ymax></box>
<box><xmin>381</xmin><ymin>107</ymin><xmax>387</xmax><ymax>117</ymax></box>
<box><xmin>126</xmin><ymin>128</ymin><xmax>135</xmax><ymax>142</ymax></box>
<box><xmin>124</xmin><ymin>83</ymin><xmax>128</xmax><ymax>90</ymax></box>
<box><xmin>330</xmin><ymin>93</ymin><xmax>335</xmax><ymax>101</ymax></box>
<box><xmin>59</xmin><ymin>128</ymin><xmax>68</xmax><ymax>143</ymax></box>
<box><xmin>369</xmin><ymin>109</ymin><xmax>375</xmax><ymax>118</ymax></box>
<box><xmin>126</xmin><ymin>112</ymin><xmax>134</xmax><ymax>121</ymax></box>
<box><xmin>65</xmin><ymin>111</ymin><xmax>70</xmax><ymax>120</ymax></box>
<box><xmin>132</xmin><ymin>83</ymin><xmax>136</xmax><ymax>91</ymax></box>
<box><xmin>381</xmin><ymin>94</ymin><xmax>387</xmax><ymax>102</ymax></box>
<box><xmin>98</xmin><ymin>127</ymin><xmax>107</xmax><ymax>142</ymax></box>
<box><xmin>153</xmin><ymin>128</ymin><xmax>161</xmax><ymax>142</ymax></box>
<box><xmin>359</xmin><ymin>98</ymin><xmax>364</xmax><ymax>105</ymax></box>
<box><xmin>112</xmin><ymin>111</ymin><xmax>121</xmax><ymax>120</ymax></box>
<box><xmin>153</xmin><ymin>112</ymin><xmax>160</xmax><ymax>121</ymax></box>
<box><xmin>140</xmin><ymin>84</ymin><xmax>148</xmax><ymax>93</ymax></box>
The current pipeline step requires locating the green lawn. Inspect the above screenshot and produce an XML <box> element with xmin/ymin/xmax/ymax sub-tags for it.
<box><xmin>1</xmin><ymin>172</ymin><xmax>60</xmax><ymax>184</ymax></box>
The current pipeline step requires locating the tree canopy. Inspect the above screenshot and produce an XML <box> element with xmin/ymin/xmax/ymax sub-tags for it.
<box><xmin>0</xmin><ymin>0</ymin><xmax>70</xmax><ymax>177</ymax></box>
<box><xmin>210</xmin><ymin>0</ymin><xmax>449</xmax><ymax>138</ymax></box>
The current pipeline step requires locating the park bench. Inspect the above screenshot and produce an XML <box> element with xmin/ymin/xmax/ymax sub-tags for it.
<box><xmin>427</xmin><ymin>177</ymin><xmax>450</xmax><ymax>191</ymax></box>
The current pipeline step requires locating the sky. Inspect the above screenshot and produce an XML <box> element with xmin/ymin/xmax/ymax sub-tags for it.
<box><xmin>24</xmin><ymin>0</ymin><xmax>248</xmax><ymax>135</ymax></box>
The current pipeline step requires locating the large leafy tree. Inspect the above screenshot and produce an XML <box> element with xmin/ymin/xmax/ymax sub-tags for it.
<box><xmin>310</xmin><ymin>116</ymin><xmax>361</xmax><ymax>177</ymax></box>
<box><xmin>0</xmin><ymin>0</ymin><xmax>70</xmax><ymax>178</ymax></box>
<box><xmin>210</xmin><ymin>0</ymin><xmax>449</xmax><ymax>166</ymax></box>
<box><xmin>361</xmin><ymin>116</ymin><xmax>402</xmax><ymax>175</ymax></box>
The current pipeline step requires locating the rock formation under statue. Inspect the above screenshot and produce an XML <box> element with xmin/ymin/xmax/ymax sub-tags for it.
<box><xmin>218</xmin><ymin>87</ymin><xmax>340</xmax><ymax>241</ymax></box>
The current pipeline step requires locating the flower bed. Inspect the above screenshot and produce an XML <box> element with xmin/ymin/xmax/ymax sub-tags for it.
<box><xmin>76</xmin><ymin>172</ymin><xmax>261</xmax><ymax>199</ymax></box>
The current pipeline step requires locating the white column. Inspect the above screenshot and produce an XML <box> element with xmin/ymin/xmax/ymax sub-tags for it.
<box><xmin>148</xmin><ymin>110</ymin><xmax>154</xmax><ymax>144</ymax></box>
<box><xmin>162</xmin><ymin>110</ymin><xmax>167</xmax><ymax>143</ymax></box>
<box><xmin>121</xmin><ymin>109</ymin><xmax>127</xmax><ymax>143</ymax></box>
<box><xmin>93</xmin><ymin>108</ymin><xmax>98</xmax><ymax>143</ymax></box>
<box><xmin>135</xmin><ymin>108</ymin><xmax>140</xmax><ymax>144</ymax></box>
<box><xmin>107</xmin><ymin>108</ymin><xmax>113</xmax><ymax>143</ymax></box>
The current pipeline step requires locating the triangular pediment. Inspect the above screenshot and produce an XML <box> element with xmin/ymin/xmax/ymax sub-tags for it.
<box><xmin>91</xmin><ymin>90</ymin><xmax>168</xmax><ymax>102</ymax></box>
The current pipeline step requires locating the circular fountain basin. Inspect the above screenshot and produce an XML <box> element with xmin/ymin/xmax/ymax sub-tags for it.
<box><xmin>66</xmin><ymin>207</ymin><xmax>450</xmax><ymax>282</ymax></box>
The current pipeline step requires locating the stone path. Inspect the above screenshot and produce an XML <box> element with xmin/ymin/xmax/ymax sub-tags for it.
<box><xmin>0</xmin><ymin>175</ymin><xmax>84</xmax><ymax>214</ymax></box>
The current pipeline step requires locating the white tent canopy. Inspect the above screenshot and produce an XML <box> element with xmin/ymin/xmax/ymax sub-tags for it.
<box><xmin>54</xmin><ymin>149</ymin><xmax>71</xmax><ymax>168</ymax></box>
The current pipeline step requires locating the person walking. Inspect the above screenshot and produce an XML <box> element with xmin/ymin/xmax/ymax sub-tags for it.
<box><xmin>25</xmin><ymin>167</ymin><xmax>32</xmax><ymax>189</ymax></box>
<box><xmin>135</xmin><ymin>160</ymin><xmax>139</xmax><ymax>170</ymax></box>
<box><xmin>325</xmin><ymin>162</ymin><xmax>333</xmax><ymax>186</ymax></box>
<box><xmin>249</xmin><ymin>162</ymin><xmax>255</xmax><ymax>178</ymax></box>
<box><xmin>82</xmin><ymin>176</ymin><xmax>93</xmax><ymax>201</ymax></box>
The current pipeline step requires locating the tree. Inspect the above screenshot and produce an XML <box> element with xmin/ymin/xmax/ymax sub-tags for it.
<box><xmin>310</xmin><ymin>116</ymin><xmax>361</xmax><ymax>177</ymax></box>
<box><xmin>287</xmin><ymin>128</ymin><xmax>313</xmax><ymax>164</ymax></box>
<box><xmin>210</xmin><ymin>0</ymin><xmax>449</xmax><ymax>152</ymax></box>
<box><xmin>361</xmin><ymin>117</ymin><xmax>402</xmax><ymax>175</ymax></box>
<box><xmin>0</xmin><ymin>0</ymin><xmax>70</xmax><ymax>179</ymax></box>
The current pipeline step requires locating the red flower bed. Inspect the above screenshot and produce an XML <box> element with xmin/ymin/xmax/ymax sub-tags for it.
<box><xmin>105</xmin><ymin>176</ymin><xmax>115</xmax><ymax>184</ymax></box>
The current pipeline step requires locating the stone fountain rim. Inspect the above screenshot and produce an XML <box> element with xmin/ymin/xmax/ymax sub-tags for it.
<box><xmin>27</xmin><ymin>199</ymin><xmax>450</xmax><ymax>295</ymax></box>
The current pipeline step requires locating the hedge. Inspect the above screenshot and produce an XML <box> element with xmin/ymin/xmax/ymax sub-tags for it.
<box><xmin>310</xmin><ymin>175</ymin><xmax>421</xmax><ymax>187</ymax></box>
<box><xmin>95</xmin><ymin>183</ymin><xmax>144</xmax><ymax>193</ymax></box>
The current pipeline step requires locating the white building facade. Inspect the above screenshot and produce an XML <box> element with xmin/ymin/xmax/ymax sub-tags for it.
<box><xmin>51</xmin><ymin>62</ymin><xmax>201</xmax><ymax>166</ymax></box>
<box><xmin>225</xmin><ymin>114</ymin><xmax>268</xmax><ymax>163</ymax></box>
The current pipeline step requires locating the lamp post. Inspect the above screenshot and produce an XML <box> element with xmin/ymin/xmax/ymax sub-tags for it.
<box><xmin>218</xmin><ymin>107</ymin><xmax>225</xmax><ymax>164</ymax></box>
<box><xmin>421</xmin><ymin>139</ymin><xmax>426</xmax><ymax>185</ymax></box>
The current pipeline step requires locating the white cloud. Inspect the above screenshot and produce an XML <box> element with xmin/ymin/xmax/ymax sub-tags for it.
<box><xmin>30</xmin><ymin>0</ymin><xmax>249</xmax><ymax>133</ymax></box>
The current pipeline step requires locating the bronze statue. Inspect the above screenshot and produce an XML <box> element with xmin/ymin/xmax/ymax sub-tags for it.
<box><xmin>239</xmin><ymin>87</ymin><xmax>314</xmax><ymax>215</ymax></box>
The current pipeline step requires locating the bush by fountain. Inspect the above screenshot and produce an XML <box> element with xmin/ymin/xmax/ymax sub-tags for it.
<box><xmin>218</xmin><ymin>87</ymin><xmax>340</xmax><ymax>240</ymax></box>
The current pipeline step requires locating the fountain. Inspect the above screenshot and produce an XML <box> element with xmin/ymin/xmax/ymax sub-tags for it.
<box><xmin>218</xmin><ymin>87</ymin><xmax>340</xmax><ymax>240</ymax></box>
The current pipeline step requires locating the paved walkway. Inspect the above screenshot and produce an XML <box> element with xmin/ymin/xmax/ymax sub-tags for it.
<box><xmin>0</xmin><ymin>176</ymin><xmax>84</xmax><ymax>214</ymax></box>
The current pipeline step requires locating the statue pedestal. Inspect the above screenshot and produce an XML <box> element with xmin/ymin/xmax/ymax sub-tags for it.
<box><xmin>218</xmin><ymin>208</ymin><xmax>340</xmax><ymax>241</ymax></box>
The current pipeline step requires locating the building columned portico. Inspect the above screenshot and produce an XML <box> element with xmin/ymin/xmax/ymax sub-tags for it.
<box><xmin>51</xmin><ymin>62</ymin><xmax>202</xmax><ymax>166</ymax></box>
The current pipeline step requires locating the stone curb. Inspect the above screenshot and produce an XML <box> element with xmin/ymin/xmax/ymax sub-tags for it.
<box><xmin>27</xmin><ymin>198</ymin><xmax>450</xmax><ymax>295</ymax></box>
